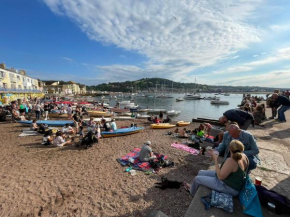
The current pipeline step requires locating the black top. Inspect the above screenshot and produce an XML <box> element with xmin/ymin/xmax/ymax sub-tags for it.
<box><xmin>223</xmin><ymin>109</ymin><xmax>254</xmax><ymax>126</ymax></box>
<box><xmin>274</xmin><ymin>96</ymin><xmax>290</xmax><ymax>108</ymax></box>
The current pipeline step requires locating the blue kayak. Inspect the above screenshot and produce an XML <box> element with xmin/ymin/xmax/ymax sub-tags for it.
<box><xmin>17</xmin><ymin>120</ymin><xmax>75</xmax><ymax>127</ymax></box>
<box><xmin>101</xmin><ymin>127</ymin><xmax>144</xmax><ymax>138</ymax></box>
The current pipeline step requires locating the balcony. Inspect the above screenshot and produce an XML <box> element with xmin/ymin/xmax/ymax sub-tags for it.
<box><xmin>0</xmin><ymin>87</ymin><xmax>43</xmax><ymax>93</ymax></box>
<box><xmin>10</xmin><ymin>77</ymin><xmax>17</xmax><ymax>83</ymax></box>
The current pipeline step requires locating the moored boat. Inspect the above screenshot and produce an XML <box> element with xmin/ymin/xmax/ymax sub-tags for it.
<box><xmin>17</xmin><ymin>120</ymin><xmax>74</xmax><ymax>127</ymax></box>
<box><xmin>101</xmin><ymin>127</ymin><xmax>144</xmax><ymax>138</ymax></box>
<box><xmin>211</xmin><ymin>99</ymin><xmax>229</xmax><ymax>105</ymax></box>
<box><xmin>176</xmin><ymin>121</ymin><xmax>190</xmax><ymax>127</ymax></box>
<box><xmin>150</xmin><ymin>123</ymin><xmax>176</xmax><ymax>129</ymax></box>
<box><xmin>176</xmin><ymin>97</ymin><xmax>185</xmax><ymax>101</ymax></box>
<box><xmin>88</xmin><ymin>111</ymin><xmax>112</xmax><ymax>117</ymax></box>
<box><xmin>167</xmin><ymin>110</ymin><xmax>181</xmax><ymax>116</ymax></box>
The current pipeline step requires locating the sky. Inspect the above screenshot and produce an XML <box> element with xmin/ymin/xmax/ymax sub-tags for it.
<box><xmin>1</xmin><ymin>0</ymin><xmax>290</xmax><ymax>88</ymax></box>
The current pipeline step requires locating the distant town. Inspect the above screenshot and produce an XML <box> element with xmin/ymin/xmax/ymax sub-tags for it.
<box><xmin>0</xmin><ymin>63</ymin><xmax>287</xmax><ymax>99</ymax></box>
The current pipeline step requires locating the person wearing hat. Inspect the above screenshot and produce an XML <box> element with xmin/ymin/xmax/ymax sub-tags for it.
<box><xmin>139</xmin><ymin>141</ymin><xmax>156</xmax><ymax>162</ymax></box>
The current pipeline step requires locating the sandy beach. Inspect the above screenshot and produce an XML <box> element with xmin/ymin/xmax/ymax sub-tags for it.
<box><xmin>0</xmin><ymin>110</ymin><xmax>290</xmax><ymax>217</ymax></box>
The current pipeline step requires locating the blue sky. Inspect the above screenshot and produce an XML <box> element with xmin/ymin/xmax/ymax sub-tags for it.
<box><xmin>1</xmin><ymin>0</ymin><xmax>290</xmax><ymax>87</ymax></box>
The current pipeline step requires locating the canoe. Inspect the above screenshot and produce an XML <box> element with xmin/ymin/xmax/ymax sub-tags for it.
<box><xmin>176</xmin><ymin>121</ymin><xmax>191</xmax><ymax>127</ymax></box>
<box><xmin>17</xmin><ymin>120</ymin><xmax>74</xmax><ymax>127</ymax></box>
<box><xmin>88</xmin><ymin>111</ymin><xmax>112</xmax><ymax>117</ymax></box>
<box><xmin>49</xmin><ymin>113</ymin><xmax>69</xmax><ymax>118</ymax></box>
<box><xmin>101</xmin><ymin>127</ymin><xmax>144</xmax><ymax>138</ymax></box>
<box><xmin>150</xmin><ymin>123</ymin><xmax>176</xmax><ymax>129</ymax></box>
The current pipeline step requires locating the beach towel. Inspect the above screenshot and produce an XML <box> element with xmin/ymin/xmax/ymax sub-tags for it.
<box><xmin>19</xmin><ymin>131</ymin><xmax>40</xmax><ymax>137</ymax></box>
<box><xmin>171</xmin><ymin>143</ymin><xmax>199</xmax><ymax>155</ymax></box>
<box><xmin>116</xmin><ymin>148</ymin><xmax>167</xmax><ymax>172</ymax></box>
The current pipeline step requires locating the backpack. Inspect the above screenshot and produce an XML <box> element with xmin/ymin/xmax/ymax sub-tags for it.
<box><xmin>255</xmin><ymin>185</ymin><xmax>290</xmax><ymax>215</ymax></box>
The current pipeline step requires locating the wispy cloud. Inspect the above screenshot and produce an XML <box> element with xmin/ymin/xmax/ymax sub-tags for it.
<box><xmin>61</xmin><ymin>57</ymin><xmax>74</xmax><ymax>62</ymax></box>
<box><xmin>213</xmin><ymin>66</ymin><xmax>252</xmax><ymax>75</ymax></box>
<box><xmin>43</xmin><ymin>0</ymin><xmax>262</xmax><ymax>82</ymax></box>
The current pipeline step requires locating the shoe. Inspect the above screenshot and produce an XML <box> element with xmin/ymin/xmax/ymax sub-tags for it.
<box><xmin>269</xmin><ymin>117</ymin><xmax>274</xmax><ymax>119</ymax></box>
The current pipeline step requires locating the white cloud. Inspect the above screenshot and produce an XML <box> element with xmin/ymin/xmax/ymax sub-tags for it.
<box><xmin>253</xmin><ymin>54</ymin><xmax>259</xmax><ymax>57</ymax></box>
<box><xmin>43</xmin><ymin>0</ymin><xmax>261</xmax><ymax>81</ymax></box>
<box><xmin>270</xmin><ymin>25</ymin><xmax>290</xmax><ymax>31</ymax></box>
<box><xmin>213</xmin><ymin>66</ymin><xmax>252</xmax><ymax>75</ymax></box>
<box><xmin>61</xmin><ymin>57</ymin><xmax>74</xmax><ymax>62</ymax></box>
<box><xmin>247</xmin><ymin>47</ymin><xmax>290</xmax><ymax>66</ymax></box>
<box><xmin>231</xmin><ymin>55</ymin><xmax>240</xmax><ymax>59</ymax></box>
<box><xmin>216</xmin><ymin>69</ymin><xmax>290</xmax><ymax>88</ymax></box>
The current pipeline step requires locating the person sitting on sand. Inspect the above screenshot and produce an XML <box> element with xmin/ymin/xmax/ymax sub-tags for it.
<box><xmin>101</xmin><ymin>119</ymin><xmax>111</xmax><ymax>132</ymax></box>
<box><xmin>253</xmin><ymin>105</ymin><xmax>265</xmax><ymax>125</ymax></box>
<box><xmin>179</xmin><ymin>128</ymin><xmax>188</xmax><ymax>138</ymax></box>
<box><xmin>110</xmin><ymin>119</ymin><xmax>117</xmax><ymax>131</ymax></box>
<box><xmin>184</xmin><ymin>140</ymin><xmax>249</xmax><ymax>197</ymax></box>
<box><xmin>139</xmin><ymin>141</ymin><xmax>156</xmax><ymax>162</ymax></box>
<box><xmin>42</xmin><ymin>130</ymin><xmax>53</xmax><ymax>146</ymax></box>
<box><xmin>174</xmin><ymin>128</ymin><xmax>179</xmax><ymax>134</ymax></box>
<box><xmin>87</xmin><ymin>117</ymin><xmax>96</xmax><ymax>132</ymax></box>
<box><xmin>62</xmin><ymin>123</ymin><xmax>74</xmax><ymax>135</ymax></box>
<box><xmin>203</xmin><ymin>123</ymin><xmax>212</xmax><ymax>136</ymax></box>
<box><xmin>163</xmin><ymin>116</ymin><xmax>171</xmax><ymax>123</ymax></box>
<box><xmin>153</xmin><ymin>116</ymin><xmax>160</xmax><ymax>123</ymax></box>
<box><xmin>31</xmin><ymin>119</ymin><xmax>39</xmax><ymax>131</ymax></box>
<box><xmin>53</xmin><ymin>131</ymin><xmax>73</xmax><ymax>147</ymax></box>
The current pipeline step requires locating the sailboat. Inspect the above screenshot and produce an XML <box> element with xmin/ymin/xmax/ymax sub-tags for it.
<box><xmin>183</xmin><ymin>78</ymin><xmax>200</xmax><ymax>100</ymax></box>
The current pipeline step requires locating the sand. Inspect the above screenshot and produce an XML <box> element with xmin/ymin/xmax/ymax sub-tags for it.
<box><xmin>0</xmin><ymin>119</ymin><xmax>212</xmax><ymax>217</ymax></box>
<box><xmin>0</xmin><ymin>109</ymin><xmax>290</xmax><ymax>217</ymax></box>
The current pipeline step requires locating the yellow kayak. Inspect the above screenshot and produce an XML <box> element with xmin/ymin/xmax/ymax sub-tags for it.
<box><xmin>176</xmin><ymin>121</ymin><xmax>191</xmax><ymax>127</ymax></box>
<box><xmin>151</xmin><ymin>123</ymin><xmax>176</xmax><ymax>129</ymax></box>
<box><xmin>88</xmin><ymin>111</ymin><xmax>112</xmax><ymax>117</ymax></box>
<box><xmin>49</xmin><ymin>113</ymin><xmax>69</xmax><ymax>118</ymax></box>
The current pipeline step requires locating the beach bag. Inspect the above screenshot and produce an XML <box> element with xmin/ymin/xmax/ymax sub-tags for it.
<box><xmin>201</xmin><ymin>190</ymin><xmax>234</xmax><ymax>213</ymax></box>
<box><xmin>256</xmin><ymin>185</ymin><xmax>290</xmax><ymax>215</ymax></box>
<box><xmin>239</xmin><ymin>174</ymin><xmax>263</xmax><ymax>217</ymax></box>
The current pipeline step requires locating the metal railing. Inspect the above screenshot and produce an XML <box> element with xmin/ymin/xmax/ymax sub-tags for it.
<box><xmin>0</xmin><ymin>87</ymin><xmax>43</xmax><ymax>93</ymax></box>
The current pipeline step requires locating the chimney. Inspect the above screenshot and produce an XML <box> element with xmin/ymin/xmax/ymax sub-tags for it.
<box><xmin>0</xmin><ymin>63</ymin><xmax>6</xmax><ymax>69</ymax></box>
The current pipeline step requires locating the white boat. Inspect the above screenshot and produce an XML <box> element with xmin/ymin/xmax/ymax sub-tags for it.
<box><xmin>224</xmin><ymin>93</ymin><xmax>230</xmax><ymax>96</ymax></box>
<box><xmin>136</xmin><ymin>114</ymin><xmax>150</xmax><ymax>119</ymax></box>
<box><xmin>118</xmin><ymin>101</ymin><xmax>131</xmax><ymax>105</ymax></box>
<box><xmin>184</xmin><ymin>94</ymin><xmax>201</xmax><ymax>100</ymax></box>
<box><xmin>176</xmin><ymin>97</ymin><xmax>185</xmax><ymax>102</ymax></box>
<box><xmin>211</xmin><ymin>99</ymin><xmax>229</xmax><ymax>105</ymax></box>
<box><xmin>148</xmin><ymin>109</ymin><xmax>167</xmax><ymax>113</ymax></box>
<box><xmin>114</xmin><ymin>116</ymin><xmax>136</xmax><ymax>120</ymax></box>
<box><xmin>167</xmin><ymin>110</ymin><xmax>181</xmax><ymax>116</ymax></box>
<box><xmin>137</xmin><ymin>108</ymin><xmax>149</xmax><ymax>112</ymax></box>
<box><xmin>116</xmin><ymin>112</ymin><xmax>132</xmax><ymax>116</ymax></box>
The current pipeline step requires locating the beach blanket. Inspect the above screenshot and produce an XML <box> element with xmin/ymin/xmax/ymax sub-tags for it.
<box><xmin>171</xmin><ymin>143</ymin><xmax>199</xmax><ymax>155</ymax></box>
<box><xmin>116</xmin><ymin>148</ymin><xmax>167</xmax><ymax>172</ymax></box>
<box><xmin>19</xmin><ymin>131</ymin><xmax>40</xmax><ymax>137</ymax></box>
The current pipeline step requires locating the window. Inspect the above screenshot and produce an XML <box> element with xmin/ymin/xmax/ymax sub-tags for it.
<box><xmin>3</xmin><ymin>83</ymin><xmax>7</xmax><ymax>88</ymax></box>
<box><xmin>17</xmin><ymin>76</ymin><xmax>20</xmax><ymax>80</ymax></box>
<box><xmin>23</xmin><ymin>77</ymin><xmax>25</xmax><ymax>82</ymax></box>
<box><xmin>18</xmin><ymin>85</ymin><xmax>21</xmax><ymax>89</ymax></box>
<box><xmin>0</xmin><ymin>71</ymin><xmax>5</xmax><ymax>78</ymax></box>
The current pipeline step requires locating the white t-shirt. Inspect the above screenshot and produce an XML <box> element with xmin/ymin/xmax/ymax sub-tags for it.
<box><xmin>67</xmin><ymin>107</ymin><xmax>72</xmax><ymax>114</ymax></box>
<box><xmin>62</xmin><ymin>126</ymin><xmax>73</xmax><ymax>133</ymax></box>
<box><xmin>53</xmin><ymin>136</ymin><xmax>65</xmax><ymax>147</ymax></box>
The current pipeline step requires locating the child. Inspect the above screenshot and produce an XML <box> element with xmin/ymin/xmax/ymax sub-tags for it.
<box><xmin>31</xmin><ymin>119</ymin><xmax>39</xmax><ymax>131</ymax></box>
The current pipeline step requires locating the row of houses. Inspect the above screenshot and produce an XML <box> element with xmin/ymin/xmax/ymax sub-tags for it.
<box><xmin>0</xmin><ymin>63</ymin><xmax>86</xmax><ymax>95</ymax></box>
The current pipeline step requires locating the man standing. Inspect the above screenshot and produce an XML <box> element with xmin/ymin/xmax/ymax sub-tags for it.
<box><xmin>272</xmin><ymin>93</ymin><xmax>290</xmax><ymax>122</ymax></box>
<box><xmin>217</xmin><ymin>124</ymin><xmax>259</xmax><ymax>171</ymax></box>
<box><xmin>219</xmin><ymin>109</ymin><xmax>254</xmax><ymax>130</ymax></box>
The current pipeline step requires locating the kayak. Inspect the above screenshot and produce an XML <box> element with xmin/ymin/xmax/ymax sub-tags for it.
<box><xmin>83</xmin><ymin>118</ymin><xmax>112</xmax><ymax>122</ymax></box>
<box><xmin>17</xmin><ymin>120</ymin><xmax>74</xmax><ymax>127</ymax></box>
<box><xmin>48</xmin><ymin>113</ymin><xmax>69</xmax><ymax>118</ymax></box>
<box><xmin>176</xmin><ymin>121</ymin><xmax>191</xmax><ymax>127</ymax></box>
<box><xmin>101</xmin><ymin>127</ymin><xmax>144</xmax><ymax>138</ymax></box>
<box><xmin>150</xmin><ymin>123</ymin><xmax>176</xmax><ymax>129</ymax></box>
<box><xmin>88</xmin><ymin>111</ymin><xmax>112</xmax><ymax>117</ymax></box>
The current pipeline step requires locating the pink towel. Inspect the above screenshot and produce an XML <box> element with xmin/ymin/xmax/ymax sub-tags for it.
<box><xmin>171</xmin><ymin>143</ymin><xmax>199</xmax><ymax>155</ymax></box>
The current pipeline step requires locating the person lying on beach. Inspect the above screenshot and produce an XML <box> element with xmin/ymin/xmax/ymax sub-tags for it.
<box><xmin>53</xmin><ymin>131</ymin><xmax>74</xmax><ymax>147</ymax></box>
<box><xmin>184</xmin><ymin>140</ymin><xmax>249</xmax><ymax>197</ymax></box>
<box><xmin>62</xmin><ymin>123</ymin><xmax>75</xmax><ymax>135</ymax></box>
<box><xmin>30</xmin><ymin>119</ymin><xmax>39</xmax><ymax>131</ymax></box>
<box><xmin>139</xmin><ymin>141</ymin><xmax>156</xmax><ymax>162</ymax></box>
